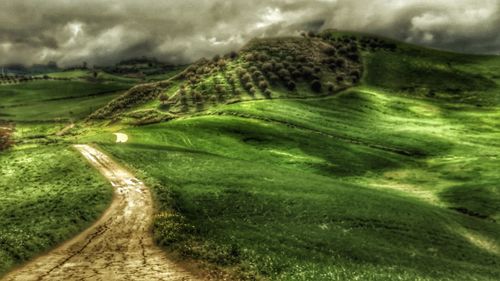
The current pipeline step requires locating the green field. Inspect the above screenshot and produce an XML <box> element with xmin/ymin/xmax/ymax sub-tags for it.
<box><xmin>0</xmin><ymin>145</ymin><xmax>112</xmax><ymax>275</ymax></box>
<box><xmin>1</xmin><ymin>32</ymin><xmax>499</xmax><ymax>280</ymax></box>
<box><xmin>0</xmin><ymin>80</ymin><xmax>131</xmax><ymax>122</ymax></box>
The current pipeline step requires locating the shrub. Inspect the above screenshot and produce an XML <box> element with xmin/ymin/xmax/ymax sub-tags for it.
<box><xmin>262</xmin><ymin>62</ymin><xmax>274</xmax><ymax>73</ymax></box>
<box><xmin>292</xmin><ymin>70</ymin><xmax>302</xmax><ymax>79</ymax></box>
<box><xmin>215</xmin><ymin>84</ymin><xmax>225</xmax><ymax>94</ymax></box>
<box><xmin>286</xmin><ymin>80</ymin><xmax>296</xmax><ymax>91</ymax></box>
<box><xmin>335</xmin><ymin>58</ymin><xmax>346</xmax><ymax>68</ymax></box>
<box><xmin>217</xmin><ymin>59</ymin><xmax>227</xmax><ymax>68</ymax></box>
<box><xmin>296</xmin><ymin>55</ymin><xmax>307</xmax><ymax>62</ymax></box>
<box><xmin>193</xmin><ymin>92</ymin><xmax>203</xmax><ymax>104</ymax></box>
<box><xmin>278</xmin><ymin>69</ymin><xmax>291</xmax><ymax>79</ymax></box>
<box><xmin>258</xmin><ymin>80</ymin><xmax>269</xmax><ymax>91</ymax></box>
<box><xmin>347</xmin><ymin>53</ymin><xmax>360</xmax><ymax>62</ymax></box>
<box><xmin>264</xmin><ymin>89</ymin><xmax>272</xmax><ymax>97</ymax></box>
<box><xmin>268</xmin><ymin>73</ymin><xmax>280</xmax><ymax>83</ymax></box>
<box><xmin>241</xmin><ymin>73</ymin><xmax>252</xmax><ymax>83</ymax></box>
<box><xmin>323</xmin><ymin>46</ymin><xmax>337</xmax><ymax>56</ymax></box>
<box><xmin>326</xmin><ymin>82</ymin><xmax>335</xmax><ymax>93</ymax></box>
<box><xmin>311</xmin><ymin>79</ymin><xmax>322</xmax><ymax>92</ymax></box>
<box><xmin>350</xmin><ymin>70</ymin><xmax>361</xmax><ymax>81</ymax></box>
<box><xmin>245</xmin><ymin>53</ymin><xmax>256</xmax><ymax>61</ymax></box>
<box><xmin>275</xmin><ymin>63</ymin><xmax>285</xmax><ymax>71</ymax></box>
<box><xmin>159</xmin><ymin>94</ymin><xmax>168</xmax><ymax>105</ymax></box>
<box><xmin>228</xmin><ymin>51</ymin><xmax>238</xmax><ymax>59</ymax></box>
<box><xmin>302</xmin><ymin>67</ymin><xmax>314</xmax><ymax>79</ymax></box>
<box><xmin>252</xmin><ymin>70</ymin><xmax>263</xmax><ymax>79</ymax></box>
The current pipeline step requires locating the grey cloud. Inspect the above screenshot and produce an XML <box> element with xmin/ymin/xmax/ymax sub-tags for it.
<box><xmin>0</xmin><ymin>0</ymin><xmax>499</xmax><ymax>67</ymax></box>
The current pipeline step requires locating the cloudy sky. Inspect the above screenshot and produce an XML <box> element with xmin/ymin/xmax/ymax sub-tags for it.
<box><xmin>1</xmin><ymin>0</ymin><xmax>499</xmax><ymax>67</ymax></box>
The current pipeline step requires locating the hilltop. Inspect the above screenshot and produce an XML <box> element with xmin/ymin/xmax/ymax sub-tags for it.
<box><xmin>88</xmin><ymin>30</ymin><xmax>498</xmax><ymax>125</ymax></box>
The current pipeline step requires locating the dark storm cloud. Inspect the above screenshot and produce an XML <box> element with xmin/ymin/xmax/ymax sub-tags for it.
<box><xmin>0</xmin><ymin>0</ymin><xmax>499</xmax><ymax>67</ymax></box>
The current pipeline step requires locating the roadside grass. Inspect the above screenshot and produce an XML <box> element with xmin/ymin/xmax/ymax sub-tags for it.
<box><xmin>0</xmin><ymin>145</ymin><xmax>112</xmax><ymax>276</ymax></box>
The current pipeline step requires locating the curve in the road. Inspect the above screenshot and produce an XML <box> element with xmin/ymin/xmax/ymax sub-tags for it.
<box><xmin>2</xmin><ymin>144</ymin><xmax>199</xmax><ymax>281</ymax></box>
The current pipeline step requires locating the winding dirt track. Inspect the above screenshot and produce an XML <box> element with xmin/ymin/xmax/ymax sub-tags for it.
<box><xmin>2</xmin><ymin>144</ymin><xmax>199</xmax><ymax>281</ymax></box>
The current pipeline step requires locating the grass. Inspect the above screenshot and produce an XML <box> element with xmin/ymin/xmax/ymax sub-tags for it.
<box><xmin>0</xmin><ymin>145</ymin><xmax>112</xmax><ymax>276</ymax></box>
<box><xmin>0</xmin><ymin>80</ymin><xmax>130</xmax><ymax>122</ymax></box>
<box><xmin>86</xmin><ymin>34</ymin><xmax>500</xmax><ymax>280</ymax></box>
<box><xmin>94</xmin><ymin>86</ymin><xmax>499</xmax><ymax>280</ymax></box>
<box><xmin>1</xmin><ymin>32</ymin><xmax>499</xmax><ymax>280</ymax></box>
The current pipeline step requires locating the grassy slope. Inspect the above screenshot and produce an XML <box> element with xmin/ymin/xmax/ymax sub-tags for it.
<box><xmin>0</xmin><ymin>145</ymin><xmax>112</xmax><ymax>276</ymax></box>
<box><xmin>90</xmin><ymin>37</ymin><xmax>500</xmax><ymax>280</ymax></box>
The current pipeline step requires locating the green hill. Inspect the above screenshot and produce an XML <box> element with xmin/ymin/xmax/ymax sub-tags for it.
<box><xmin>79</xmin><ymin>32</ymin><xmax>500</xmax><ymax>280</ymax></box>
<box><xmin>1</xmin><ymin>31</ymin><xmax>499</xmax><ymax>280</ymax></box>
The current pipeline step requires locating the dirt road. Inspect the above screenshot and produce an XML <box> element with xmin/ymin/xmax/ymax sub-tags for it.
<box><xmin>2</xmin><ymin>144</ymin><xmax>199</xmax><ymax>281</ymax></box>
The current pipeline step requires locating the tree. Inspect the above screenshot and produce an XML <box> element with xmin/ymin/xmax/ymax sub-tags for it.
<box><xmin>264</xmin><ymin>89</ymin><xmax>272</xmax><ymax>98</ymax></box>
<box><xmin>278</xmin><ymin>69</ymin><xmax>291</xmax><ymax>79</ymax></box>
<box><xmin>159</xmin><ymin>94</ymin><xmax>168</xmax><ymax>105</ymax></box>
<box><xmin>262</xmin><ymin>62</ymin><xmax>274</xmax><ymax>73</ymax></box>
<box><xmin>311</xmin><ymin>80</ymin><xmax>322</xmax><ymax>93</ymax></box>
<box><xmin>241</xmin><ymin>73</ymin><xmax>252</xmax><ymax>83</ymax></box>
<box><xmin>258</xmin><ymin>80</ymin><xmax>269</xmax><ymax>91</ymax></box>
<box><xmin>326</xmin><ymin>82</ymin><xmax>335</xmax><ymax>93</ymax></box>
<box><xmin>302</xmin><ymin>67</ymin><xmax>314</xmax><ymax>79</ymax></box>
<box><xmin>323</xmin><ymin>46</ymin><xmax>336</xmax><ymax>56</ymax></box>
<box><xmin>228</xmin><ymin>51</ymin><xmax>238</xmax><ymax>59</ymax></box>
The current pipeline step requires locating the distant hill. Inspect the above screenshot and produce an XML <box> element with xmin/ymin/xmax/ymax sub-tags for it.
<box><xmin>88</xmin><ymin>30</ymin><xmax>498</xmax><ymax>124</ymax></box>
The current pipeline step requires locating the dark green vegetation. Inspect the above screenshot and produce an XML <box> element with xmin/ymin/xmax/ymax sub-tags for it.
<box><xmin>83</xmin><ymin>32</ymin><xmax>500</xmax><ymax>280</ymax></box>
<box><xmin>0</xmin><ymin>145</ymin><xmax>112</xmax><ymax>275</ymax></box>
<box><xmin>1</xmin><ymin>31</ymin><xmax>499</xmax><ymax>280</ymax></box>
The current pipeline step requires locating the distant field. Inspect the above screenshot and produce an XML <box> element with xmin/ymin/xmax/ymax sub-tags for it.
<box><xmin>0</xmin><ymin>80</ymin><xmax>130</xmax><ymax>121</ymax></box>
<box><xmin>0</xmin><ymin>145</ymin><xmax>112</xmax><ymax>276</ymax></box>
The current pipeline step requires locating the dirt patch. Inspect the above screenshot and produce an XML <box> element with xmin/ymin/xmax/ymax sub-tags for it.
<box><xmin>0</xmin><ymin>124</ymin><xmax>14</xmax><ymax>151</ymax></box>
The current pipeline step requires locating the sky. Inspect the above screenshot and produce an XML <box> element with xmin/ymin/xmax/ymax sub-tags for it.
<box><xmin>1</xmin><ymin>0</ymin><xmax>499</xmax><ymax>67</ymax></box>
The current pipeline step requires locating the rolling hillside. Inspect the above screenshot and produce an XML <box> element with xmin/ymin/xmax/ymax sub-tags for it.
<box><xmin>1</xmin><ymin>31</ymin><xmax>499</xmax><ymax>280</ymax></box>
<box><xmin>81</xmin><ymin>32</ymin><xmax>500</xmax><ymax>280</ymax></box>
